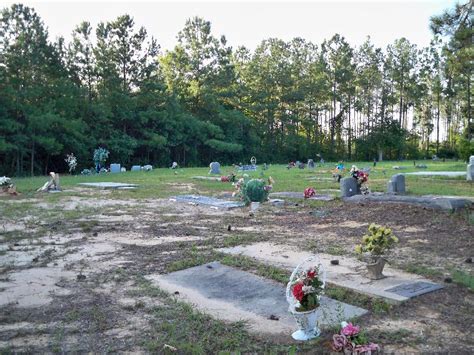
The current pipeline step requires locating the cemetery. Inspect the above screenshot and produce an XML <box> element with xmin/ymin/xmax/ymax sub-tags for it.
<box><xmin>0</xmin><ymin>0</ymin><xmax>472</xmax><ymax>353</ymax></box>
<box><xmin>0</xmin><ymin>159</ymin><xmax>472</xmax><ymax>353</ymax></box>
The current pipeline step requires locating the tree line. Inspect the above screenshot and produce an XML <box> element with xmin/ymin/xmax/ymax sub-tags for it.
<box><xmin>0</xmin><ymin>2</ymin><xmax>472</xmax><ymax>176</ymax></box>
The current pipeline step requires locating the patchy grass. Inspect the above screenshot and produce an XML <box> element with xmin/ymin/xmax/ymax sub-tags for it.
<box><xmin>451</xmin><ymin>270</ymin><xmax>474</xmax><ymax>291</ymax></box>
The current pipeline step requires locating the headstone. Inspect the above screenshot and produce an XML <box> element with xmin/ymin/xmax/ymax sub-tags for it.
<box><xmin>307</xmin><ymin>159</ymin><xmax>315</xmax><ymax>169</ymax></box>
<box><xmin>171</xmin><ymin>162</ymin><xmax>178</xmax><ymax>169</ymax></box>
<box><xmin>385</xmin><ymin>281</ymin><xmax>443</xmax><ymax>298</ymax></box>
<box><xmin>298</xmin><ymin>162</ymin><xmax>305</xmax><ymax>169</ymax></box>
<box><xmin>120</xmin><ymin>167</ymin><xmax>126</xmax><ymax>172</ymax></box>
<box><xmin>239</xmin><ymin>165</ymin><xmax>257</xmax><ymax>171</ymax></box>
<box><xmin>131</xmin><ymin>165</ymin><xmax>141</xmax><ymax>172</ymax></box>
<box><xmin>110</xmin><ymin>163</ymin><xmax>121</xmax><ymax>173</ymax></box>
<box><xmin>392</xmin><ymin>166</ymin><xmax>407</xmax><ymax>170</ymax></box>
<box><xmin>143</xmin><ymin>164</ymin><xmax>152</xmax><ymax>171</ymax></box>
<box><xmin>467</xmin><ymin>156</ymin><xmax>474</xmax><ymax>181</ymax></box>
<box><xmin>416</xmin><ymin>164</ymin><xmax>428</xmax><ymax>169</ymax></box>
<box><xmin>340</xmin><ymin>177</ymin><xmax>360</xmax><ymax>198</ymax></box>
<box><xmin>209</xmin><ymin>162</ymin><xmax>221</xmax><ymax>174</ymax></box>
<box><xmin>387</xmin><ymin>174</ymin><xmax>405</xmax><ymax>194</ymax></box>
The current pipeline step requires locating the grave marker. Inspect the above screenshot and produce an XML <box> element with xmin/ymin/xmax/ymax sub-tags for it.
<box><xmin>110</xmin><ymin>164</ymin><xmax>121</xmax><ymax>173</ymax></box>
<box><xmin>209</xmin><ymin>162</ymin><xmax>221</xmax><ymax>174</ymax></box>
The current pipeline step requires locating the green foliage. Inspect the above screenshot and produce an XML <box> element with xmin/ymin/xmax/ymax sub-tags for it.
<box><xmin>355</xmin><ymin>223</ymin><xmax>399</xmax><ymax>257</ymax></box>
<box><xmin>0</xmin><ymin>3</ymin><xmax>470</xmax><ymax>176</ymax></box>
<box><xmin>93</xmin><ymin>147</ymin><xmax>109</xmax><ymax>165</ymax></box>
<box><xmin>241</xmin><ymin>178</ymin><xmax>270</xmax><ymax>204</ymax></box>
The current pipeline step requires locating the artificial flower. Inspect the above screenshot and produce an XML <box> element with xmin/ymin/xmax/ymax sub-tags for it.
<box><xmin>341</xmin><ymin>323</ymin><xmax>360</xmax><ymax>337</ymax></box>
<box><xmin>292</xmin><ymin>282</ymin><xmax>305</xmax><ymax>301</ymax></box>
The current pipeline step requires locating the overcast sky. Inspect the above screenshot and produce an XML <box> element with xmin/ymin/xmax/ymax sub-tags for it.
<box><xmin>3</xmin><ymin>0</ymin><xmax>458</xmax><ymax>51</ymax></box>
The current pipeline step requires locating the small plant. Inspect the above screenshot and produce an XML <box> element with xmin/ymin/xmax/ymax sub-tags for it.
<box><xmin>332</xmin><ymin>322</ymin><xmax>379</xmax><ymax>353</ymax></box>
<box><xmin>234</xmin><ymin>176</ymin><xmax>274</xmax><ymax>204</ymax></box>
<box><xmin>64</xmin><ymin>153</ymin><xmax>77</xmax><ymax>173</ymax></box>
<box><xmin>355</xmin><ymin>223</ymin><xmax>398</xmax><ymax>260</ymax></box>
<box><xmin>289</xmin><ymin>266</ymin><xmax>324</xmax><ymax>312</ymax></box>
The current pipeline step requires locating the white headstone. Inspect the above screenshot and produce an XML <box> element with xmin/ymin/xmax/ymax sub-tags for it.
<box><xmin>131</xmin><ymin>165</ymin><xmax>141</xmax><ymax>172</ymax></box>
<box><xmin>209</xmin><ymin>162</ymin><xmax>221</xmax><ymax>174</ymax></box>
<box><xmin>110</xmin><ymin>164</ymin><xmax>121</xmax><ymax>173</ymax></box>
<box><xmin>467</xmin><ymin>156</ymin><xmax>474</xmax><ymax>181</ymax></box>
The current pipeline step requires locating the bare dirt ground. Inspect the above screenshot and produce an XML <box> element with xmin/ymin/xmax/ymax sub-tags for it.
<box><xmin>0</xmin><ymin>189</ymin><xmax>473</xmax><ymax>353</ymax></box>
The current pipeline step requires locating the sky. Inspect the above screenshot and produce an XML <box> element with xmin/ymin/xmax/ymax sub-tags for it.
<box><xmin>2</xmin><ymin>0</ymin><xmax>458</xmax><ymax>51</ymax></box>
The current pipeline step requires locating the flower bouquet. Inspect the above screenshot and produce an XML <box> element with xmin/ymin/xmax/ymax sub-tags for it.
<box><xmin>355</xmin><ymin>224</ymin><xmax>398</xmax><ymax>279</ymax></box>
<box><xmin>233</xmin><ymin>176</ymin><xmax>274</xmax><ymax>205</ymax></box>
<box><xmin>0</xmin><ymin>177</ymin><xmax>17</xmax><ymax>196</ymax></box>
<box><xmin>65</xmin><ymin>153</ymin><xmax>77</xmax><ymax>174</ymax></box>
<box><xmin>286</xmin><ymin>256</ymin><xmax>326</xmax><ymax>340</ymax></box>
<box><xmin>304</xmin><ymin>187</ymin><xmax>316</xmax><ymax>199</ymax></box>
<box><xmin>332</xmin><ymin>321</ymin><xmax>379</xmax><ymax>354</ymax></box>
<box><xmin>93</xmin><ymin>147</ymin><xmax>109</xmax><ymax>172</ymax></box>
<box><xmin>350</xmin><ymin>165</ymin><xmax>369</xmax><ymax>194</ymax></box>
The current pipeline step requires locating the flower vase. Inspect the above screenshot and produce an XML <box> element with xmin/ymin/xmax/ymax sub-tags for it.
<box><xmin>290</xmin><ymin>307</ymin><xmax>320</xmax><ymax>341</ymax></box>
<box><xmin>366</xmin><ymin>257</ymin><xmax>386</xmax><ymax>280</ymax></box>
<box><xmin>250</xmin><ymin>201</ymin><xmax>260</xmax><ymax>213</ymax></box>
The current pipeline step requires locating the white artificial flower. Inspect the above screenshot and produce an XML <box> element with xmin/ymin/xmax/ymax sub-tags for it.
<box><xmin>302</xmin><ymin>285</ymin><xmax>315</xmax><ymax>294</ymax></box>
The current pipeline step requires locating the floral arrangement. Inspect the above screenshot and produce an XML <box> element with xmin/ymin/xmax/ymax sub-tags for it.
<box><xmin>332</xmin><ymin>322</ymin><xmax>379</xmax><ymax>354</ymax></box>
<box><xmin>93</xmin><ymin>147</ymin><xmax>109</xmax><ymax>166</ymax></box>
<box><xmin>355</xmin><ymin>224</ymin><xmax>398</xmax><ymax>259</ymax></box>
<box><xmin>65</xmin><ymin>153</ymin><xmax>77</xmax><ymax>173</ymax></box>
<box><xmin>304</xmin><ymin>187</ymin><xmax>316</xmax><ymax>199</ymax></box>
<box><xmin>0</xmin><ymin>176</ymin><xmax>12</xmax><ymax>187</ymax></box>
<box><xmin>350</xmin><ymin>165</ymin><xmax>368</xmax><ymax>185</ymax></box>
<box><xmin>289</xmin><ymin>266</ymin><xmax>324</xmax><ymax>312</ymax></box>
<box><xmin>221</xmin><ymin>173</ymin><xmax>236</xmax><ymax>183</ymax></box>
<box><xmin>233</xmin><ymin>176</ymin><xmax>274</xmax><ymax>204</ymax></box>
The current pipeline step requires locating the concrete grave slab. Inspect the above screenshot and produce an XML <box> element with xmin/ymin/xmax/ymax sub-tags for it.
<box><xmin>192</xmin><ymin>176</ymin><xmax>221</xmax><ymax>181</ymax></box>
<box><xmin>269</xmin><ymin>192</ymin><xmax>335</xmax><ymax>201</ymax></box>
<box><xmin>78</xmin><ymin>182</ymin><xmax>138</xmax><ymax>189</ymax></box>
<box><xmin>404</xmin><ymin>171</ymin><xmax>466</xmax><ymax>177</ymax></box>
<box><xmin>344</xmin><ymin>194</ymin><xmax>471</xmax><ymax>211</ymax></box>
<box><xmin>218</xmin><ymin>242</ymin><xmax>443</xmax><ymax>304</ymax></box>
<box><xmin>171</xmin><ymin>195</ymin><xmax>244</xmax><ymax>209</ymax></box>
<box><xmin>146</xmin><ymin>262</ymin><xmax>367</xmax><ymax>336</ymax></box>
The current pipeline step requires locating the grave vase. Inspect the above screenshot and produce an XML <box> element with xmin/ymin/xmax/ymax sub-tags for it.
<box><xmin>366</xmin><ymin>257</ymin><xmax>386</xmax><ymax>280</ymax></box>
<box><xmin>290</xmin><ymin>307</ymin><xmax>320</xmax><ymax>341</ymax></box>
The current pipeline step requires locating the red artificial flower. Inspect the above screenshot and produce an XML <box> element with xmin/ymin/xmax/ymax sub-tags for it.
<box><xmin>221</xmin><ymin>176</ymin><xmax>230</xmax><ymax>182</ymax></box>
<box><xmin>292</xmin><ymin>282</ymin><xmax>305</xmax><ymax>301</ymax></box>
<box><xmin>307</xmin><ymin>270</ymin><xmax>317</xmax><ymax>279</ymax></box>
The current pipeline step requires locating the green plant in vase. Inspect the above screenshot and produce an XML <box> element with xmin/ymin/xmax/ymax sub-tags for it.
<box><xmin>355</xmin><ymin>223</ymin><xmax>398</xmax><ymax>279</ymax></box>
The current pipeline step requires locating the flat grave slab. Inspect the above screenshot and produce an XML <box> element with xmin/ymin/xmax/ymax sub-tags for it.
<box><xmin>146</xmin><ymin>262</ymin><xmax>367</xmax><ymax>336</ymax></box>
<box><xmin>171</xmin><ymin>195</ymin><xmax>244</xmax><ymax>209</ymax></box>
<box><xmin>344</xmin><ymin>194</ymin><xmax>471</xmax><ymax>211</ymax></box>
<box><xmin>78</xmin><ymin>182</ymin><xmax>138</xmax><ymax>189</ymax></box>
<box><xmin>404</xmin><ymin>171</ymin><xmax>466</xmax><ymax>177</ymax></box>
<box><xmin>192</xmin><ymin>176</ymin><xmax>221</xmax><ymax>181</ymax></box>
<box><xmin>269</xmin><ymin>192</ymin><xmax>335</xmax><ymax>201</ymax></box>
<box><xmin>218</xmin><ymin>242</ymin><xmax>443</xmax><ymax>304</ymax></box>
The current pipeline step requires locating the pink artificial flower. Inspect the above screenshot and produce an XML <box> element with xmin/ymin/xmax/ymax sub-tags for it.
<box><xmin>341</xmin><ymin>323</ymin><xmax>360</xmax><ymax>337</ymax></box>
<box><xmin>332</xmin><ymin>334</ymin><xmax>348</xmax><ymax>352</ymax></box>
<box><xmin>353</xmin><ymin>343</ymin><xmax>379</xmax><ymax>354</ymax></box>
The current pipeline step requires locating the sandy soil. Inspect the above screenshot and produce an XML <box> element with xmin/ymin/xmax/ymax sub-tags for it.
<box><xmin>0</xmin><ymin>191</ymin><xmax>472</xmax><ymax>353</ymax></box>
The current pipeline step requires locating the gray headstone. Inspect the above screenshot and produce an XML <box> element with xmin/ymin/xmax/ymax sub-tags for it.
<box><xmin>340</xmin><ymin>177</ymin><xmax>360</xmax><ymax>198</ymax></box>
<box><xmin>121</xmin><ymin>167</ymin><xmax>126</xmax><ymax>172</ymax></box>
<box><xmin>143</xmin><ymin>164</ymin><xmax>152</xmax><ymax>171</ymax></box>
<box><xmin>110</xmin><ymin>163</ymin><xmax>121</xmax><ymax>173</ymax></box>
<box><xmin>385</xmin><ymin>281</ymin><xmax>443</xmax><ymax>298</ymax></box>
<box><xmin>131</xmin><ymin>165</ymin><xmax>141</xmax><ymax>172</ymax></box>
<box><xmin>307</xmin><ymin>159</ymin><xmax>315</xmax><ymax>169</ymax></box>
<box><xmin>209</xmin><ymin>162</ymin><xmax>221</xmax><ymax>174</ymax></box>
<box><xmin>467</xmin><ymin>156</ymin><xmax>474</xmax><ymax>181</ymax></box>
<box><xmin>387</xmin><ymin>174</ymin><xmax>405</xmax><ymax>194</ymax></box>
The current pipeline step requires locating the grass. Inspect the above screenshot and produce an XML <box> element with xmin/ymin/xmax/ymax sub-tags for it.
<box><xmin>2</xmin><ymin>160</ymin><xmax>471</xmax><ymax>200</ymax></box>
<box><xmin>451</xmin><ymin>270</ymin><xmax>474</xmax><ymax>291</ymax></box>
